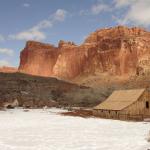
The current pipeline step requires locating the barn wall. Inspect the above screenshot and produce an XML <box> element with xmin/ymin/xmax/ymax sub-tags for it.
<box><xmin>143</xmin><ymin>90</ymin><xmax>150</xmax><ymax>117</ymax></box>
<box><xmin>93</xmin><ymin>109</ymin><xmax>119</xmax><ymax>119</ymax></box>
<box><xmin>93</xmin><ymin>90</ymin><xmax>150</xmax><ymax>121</ymax></box>
<box><xmin>120</xmin><ymin>90</ymin><xmax>150</xmax><ymax>119</ymax></box>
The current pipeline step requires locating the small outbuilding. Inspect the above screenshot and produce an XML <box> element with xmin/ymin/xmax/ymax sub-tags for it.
<box><xmin>93</xmin><ymin>88</ymin><xmax>150</xmax><ymax>121</ymax></box>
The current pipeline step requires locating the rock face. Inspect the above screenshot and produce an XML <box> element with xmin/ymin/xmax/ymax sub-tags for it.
<box><xmin>19</xmin><ymin>41</ymin><xmax>59</xmax><ymax>77</ymax></box>
<box><xmin>0</xmin><ymin>66</ymin><xmax>17</xmax><ymax>73</ymax></box>
<box><xmin>18</xmin><ymin>26</ymin><xmax>150</xmax><ymax>79</ymax></box>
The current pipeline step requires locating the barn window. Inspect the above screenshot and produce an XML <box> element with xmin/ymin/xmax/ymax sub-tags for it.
<box><xmin>146</xmin><ymin>101</ymin><xmax>149</xmax><ymax>109</ymax></box>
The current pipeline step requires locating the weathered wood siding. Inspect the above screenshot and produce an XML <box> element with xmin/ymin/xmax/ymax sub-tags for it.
<box><xmin>120</xmin><ymin>90</ymin><xmax>150</xmax><ymax>119</ymax></box>
<box><xmin>93</xmin><ymin>90</ymin><xmax>150</xmax><ymax>121</ymax></box>
<box><xmin>93</xmin><ymin>110</ymin><xmax>119</xmax><ymax>119</ymax></box>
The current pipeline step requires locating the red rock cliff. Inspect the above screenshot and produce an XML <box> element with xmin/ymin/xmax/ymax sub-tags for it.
<box><xmin>18</xmin><ymin>26</ymin><xmax>150</xmax><ymax>79</ymax></box>
<box><xmin>19</xmin><ymin>41</ymin><xmax>59</xmax><ymax>76</ymax></box>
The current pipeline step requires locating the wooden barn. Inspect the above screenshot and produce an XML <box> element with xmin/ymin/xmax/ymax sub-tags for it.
<box><xmin>93</xmin><ymin>88</ymin><xmax>150</xmax><ymax>121</ymax></box>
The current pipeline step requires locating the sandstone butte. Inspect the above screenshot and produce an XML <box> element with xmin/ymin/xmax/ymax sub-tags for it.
<box><xmin>15</xmin><ymin>26</ymin><xmax>150</xmax><ymax>79</ymax></box>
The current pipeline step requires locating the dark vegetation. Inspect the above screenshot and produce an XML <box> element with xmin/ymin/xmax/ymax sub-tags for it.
<box><xmin>0</xmin><ymin>73</ymin><xmax>102</xmax><ymax>108</ymax></box>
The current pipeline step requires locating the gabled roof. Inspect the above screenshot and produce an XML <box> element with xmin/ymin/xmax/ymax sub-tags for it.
<box><xmin>94</xmin><ymin>89</ymin><xmax>145</xmax><ymax>111</ymax></box>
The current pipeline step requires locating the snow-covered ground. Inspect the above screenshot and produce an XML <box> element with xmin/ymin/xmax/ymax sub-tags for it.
<box><xmin>0</xmin><ymin>108</ymin><xmax>149</xmax><ymax>150</ymax></box>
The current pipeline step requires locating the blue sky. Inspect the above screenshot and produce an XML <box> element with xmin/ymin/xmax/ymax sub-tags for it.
<box><xmin>0</xmin><ymin>0</ymin><xmax>150</xmax><ymax>67</ymax></box>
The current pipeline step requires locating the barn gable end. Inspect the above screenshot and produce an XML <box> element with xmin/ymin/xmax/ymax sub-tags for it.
<box><xmin>93</xmin><ymin>88</ymin><xmax>150</xmax><ymax>121</ymax></box>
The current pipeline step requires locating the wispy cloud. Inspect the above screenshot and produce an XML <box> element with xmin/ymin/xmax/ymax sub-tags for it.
<box><xmin>80</xmin><ymin>0</ymin><xmax>150</xmax><ymax>28</ymax></box>
<box><xmin>9</xmin><ymin>9</ymin><xmax>67</xmax><ymax>41</ymax></box>
<box><xmin>23</xmin><ymin>3</ymin><xmax>30</xmax><ymax>8</ymax></box>
<box><xmin>53</xmin><ymin>9</ymin><xmax>67</xmax><ymax>21</ymax></box>
<box><xmin>0</xmin><ymin>48</ymin><xmax>14</xmax><ymax>56</ymax></box>
<box><xmin>79</xmin><ymin>10</ymin><xmax>89</xmax><ymax>16</ymax></box>
<box><xmin>113</xmin><ymin>0</ymin><xmax>136</xmax><ymax>8</ymax></box>
<box><xmin>0</xmin><ymin>35</ymin><xmax>5</xmax><ymax>42</ymax></box>
<box><xmin>0</xmin><ymin>60</ymin><xmax>11</xmax><ymax>66</ymax></box>
<box><xmin>91</xmin><ymin>3</ymin><xmax>109</xmax><ymax>15</ymax></box>
<box><xmin>114</xmin><ymin>0</ymin><xmax>150</xmax><ymax>27</ymax></box>
<box><xmin>9</xmin><ymin>30</ymin><xmax>46</xmax><ymax>41</ymax></box>
<box><xmin>31</xmin><ymin>20</ymin><xmax>53</xmax><ymax>31</ymax></box>
<box><xmin>79</xmin><ymin>1</ymin><xmax>110</xmax><ymax>16</ymax></box>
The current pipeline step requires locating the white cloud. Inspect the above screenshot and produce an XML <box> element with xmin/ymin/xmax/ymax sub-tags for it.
<box><xmin>53</xmin><ymin>9</ymin><xmax>67</xmax><ymax>21</ymax></box>
<box><xmin>114</xmin><ymin>0</ymin><xmax>137</xmax><ymax>8</ymax></box>
<box><xmin>123</xmin><ymin>1</ymin><xmax>150</xmax><ymax>26</ymax></box>
<box><xmin>114</xmin><ymin>0</ymin><xmax>150</xmax><ymax>26</ymax></box>
<box><xmin>0</xmin><ymin>35</ymin><xmax>5</xmax><ymax>42</ymax></box>
<box><xmin>0</xmin><ymin>60</ymin><xmax>10</xmax><ymax>66</ymax></box>
<box><xmin>79</xmin><ymin>2</ymin><xmax>110</xmax><ymax>16</ymax></box>
<box><xmin>79</xmin><ymin>10</ymin><xmax>89</xmax><ymax>16</ymax></box>
<box><xmin>0</xmin><ymin>48</ymin><xmax>14</xmax><ymax>56</ymax></box>
<box><xmin>32</xmin><ymin>20</ymin><xmax>53</xmax><ymax>31</ymax></box>
<box><xmin>9</xmin><ymin>9</ymin><xmax>67</xmax><ymax>41</ymax></box>
<box><xmin>9</xmin><ymin>29</ymin><xmax>46</xmax><ymax>41</ymax></box>
<box><xmin>91</xmin><ymin>3</ymin><xmax>109</xmax><ymax>15</ymax></box>
<box><xmin>23</xmin><ymin>3</ymin><xmax>30</xmax><ymax>8</ymax></box>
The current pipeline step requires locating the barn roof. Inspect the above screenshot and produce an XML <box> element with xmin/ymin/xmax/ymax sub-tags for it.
<box><xmin>94</xmin><ymin>89</ymin><xmax>145</xmax><ymax>111</ymax></box>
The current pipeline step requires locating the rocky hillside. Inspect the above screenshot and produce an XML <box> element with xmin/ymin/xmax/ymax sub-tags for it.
<box><xmin>18</xmin><ymin>26</ymin><xmax>150</xmax><ymax>80</ymax></box>
<box><xmin>0</xmin><ymin>72</ymin><xmax>103</xmax><ymax>108</ymax></box>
